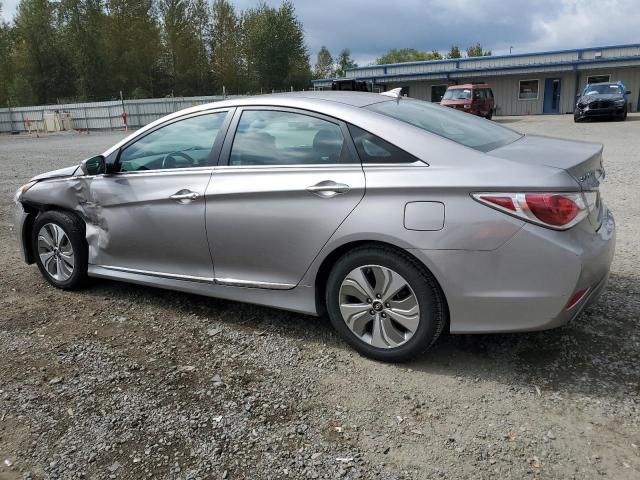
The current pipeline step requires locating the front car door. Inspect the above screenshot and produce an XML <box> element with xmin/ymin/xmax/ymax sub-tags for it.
<box><xmin>89</xmin><ymin>110</ymin><xmax>232</xmax><ymax>280</ymax></box>
<box><xmin>206</xmin><ymin>107</ymin><xmax>365</xmax><ymax>288</ymax></box>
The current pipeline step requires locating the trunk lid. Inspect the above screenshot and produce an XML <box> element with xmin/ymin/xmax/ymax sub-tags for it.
<box><xmin>487</xmin><ymin>134</ymin><xmax>605</xmax><ymax>228</ymax></box>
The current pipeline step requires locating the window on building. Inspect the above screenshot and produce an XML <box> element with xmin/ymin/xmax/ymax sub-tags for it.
<box><xmin>431</xmin><ymin>85</ymin><xmax>448</xmax><ymax>103</ymax></box>
<box><xmin>519</xmin><ymin>80</ymin><xmax>539</xmax><ymax>100</ymax></box>
<box><xmin>587</xmin><ymin>74</ymin><xmax>610</xmax><ymax>84</ymax></box>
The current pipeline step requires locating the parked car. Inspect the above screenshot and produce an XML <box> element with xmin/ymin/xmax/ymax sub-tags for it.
<box><xmin>440</xmin><ymin>83</ymin><xmax>495</xmax><ymax>119</ymax></box>
<box><xmin>15</xmin><ymin>90</ymin><xmax>614</xmax><ymax>362</ymax></box>
<box><xmin>574</xmin><ymin>81</ymin><xmax>631</xmax><ymax>122</ymax></box>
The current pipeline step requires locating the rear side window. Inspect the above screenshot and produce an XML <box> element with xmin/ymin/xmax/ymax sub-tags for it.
<box><xmin>229</xmin><ymin>110</ymin><xmax>353</xmax><ymax>166</ymax></box>
<box><xmin>348</xmin><ymin>125</ymin><xmax>419</xmax><ymax>164</ymax></box>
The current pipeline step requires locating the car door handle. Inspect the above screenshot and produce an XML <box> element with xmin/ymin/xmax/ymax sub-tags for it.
<box><xmin>306</xmin><ymin>181</ymin><xmax>350</xmax><ymax>197</ymax></box>
<box><xmin>170</xmin><ymin>190</ymin><xmax>199</xmax><ymax>202</ymax></box>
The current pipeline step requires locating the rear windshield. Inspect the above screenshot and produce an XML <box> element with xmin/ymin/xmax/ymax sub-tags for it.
<box><xmin>366</xmin><ymin>98</ymin><xmax>522</xmax><ymax>152</ymax></box>
<box><xmin>443</xmin><ymin>89</ymin><xmax>471</xmax><ymax>100</ymax></box>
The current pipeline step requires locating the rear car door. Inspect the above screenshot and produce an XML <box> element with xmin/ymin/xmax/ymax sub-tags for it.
<box><xmin>89</xmin><ymin>110</ymin><xmax>232</xmax><ymax>280</ymax></box>
<box><xmin>206</xmin><ymin>107</ymin><xmax>365</xmax><ymax>288</ymax></box>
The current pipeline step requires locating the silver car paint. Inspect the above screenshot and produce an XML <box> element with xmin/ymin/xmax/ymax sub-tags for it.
<box><xmin>15</xmin><ymin>91</ymin><xmax>615</xmax><ymax>333</ymax></box>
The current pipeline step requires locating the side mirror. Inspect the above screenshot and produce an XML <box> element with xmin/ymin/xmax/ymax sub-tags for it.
<box><xmin>625</xmin><ymin>90</ymin><xmax>632</xmax><ymax>95</ymax></box>
<box><xmin>79</xmin><ymin>155</ymin><xmax>106</xmax><ymax>176</ymax></box>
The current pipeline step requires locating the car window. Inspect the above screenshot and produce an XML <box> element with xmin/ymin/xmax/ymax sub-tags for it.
<box><xmin>366</xmin><ymin>98</ymin><xmax>522</xmax><ymax>152</ymax></box>
<box><xmin>118</xmin><ymin>112</ymin><xmax>227</xmax><ymax>172</ymax></box>
<box><xmin>584</xmin><ymin>84</ymin><xmax>622</xmax><ymax>95</ymax></box>
<box><xmin>486</xmin><ymin>89</ymin><xmax>494</xmax><ymax>99</ymax></box>
<box><xmin>229</xmin><ymin>110</ymin><xmax>352</xmax><ymax>166</ymax></box>
<box><xmin>348</xmin><ymin>125</ymin><xmax>419</xmax><ymax>164</ymax></box>
<box><xmin>443</xmin><ymin>89</ymin><xmax>471</xmax><ymax>100</ymax></box>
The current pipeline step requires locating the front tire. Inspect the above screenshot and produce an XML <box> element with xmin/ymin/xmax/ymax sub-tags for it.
<box><xmin>486</xmin><ymin>109</ymin><xmax>493</xmax><ymax>120</ymax></box>
<box><xmin>619</xmin><ymin>106</ymin><xmax>628</xmax><ymax>121</ymax></box>
<box><xmin>32</xmin><ymin>210</ymin><xmax>88</xmax><ymax>290</ymax></box>
<box><xmin>326</xmin><ymin>246</ymin><xmax>446</xmax><ymax>362</ymax></box>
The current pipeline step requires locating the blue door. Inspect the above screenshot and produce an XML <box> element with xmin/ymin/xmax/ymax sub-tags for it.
<box><xmin>543</xmin><ymin>78</ymin><xmax>562</xmax><ymax>113</ymax></box>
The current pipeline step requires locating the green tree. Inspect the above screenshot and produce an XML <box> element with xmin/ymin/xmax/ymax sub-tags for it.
<box><xmin>104</xmin><ymin>0</ymin><xmax>161</xmax><ymax>98</ymax></box>
<box><xmin>335</xmin><ymin>48</ymin><xmax>357</xmax><ymax>77</ymax></box>
<box><xmin>211</xmin><ymin>0</ymin><xmax>243</xmax><ymax>93</ymax></box>
<box><xmin>59</xmin><ymin>0</ymin><xmax>110</xmax><ymax>100</ymax></box>
<box><xmin>243</xmin><ymin>1</ymin><xmax>310</xmax><ymax>92</ymax></box>
<box><xmin>12</xmin><ymin>0</ymin><xmax>75</xmax><ymax>104</ymax></box>
<box><xmin>446</xmin><ymin>45</ymin><xmax>461</xmax><ymax>59</ymax></box>
<box><xmin>313</xmin><ymin>46</ymin><xmax>334</xmax><ymax>79</ymax></box>
<box><xmin>466</xmin><ymin>43</ymin><xmax>491</xmax><ymax>57</ymax></box>
<box><xmin>376</xmin><ymin>48</ymin><xmax>441</xmax><ymax>65</ymax></box>
<box><xmin>0</xmin><ymin>2</ymin><xmax>14</xmax><ymax>106</ymax></box>
<box><xmin>158</xmin><ymin>0</ymin><xmax>208</xmax><ymax>95</ymax></box>
<box><xmin>188</xmin><ymin>0</ymin><xmax>212</xmax><ymax>93</ymax></box>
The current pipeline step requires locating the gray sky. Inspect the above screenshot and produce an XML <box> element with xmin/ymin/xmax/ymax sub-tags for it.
<box><xmin>2</xmin><ymin>0</ymin><xmax>639</xmax><ymax>65</ymax></box>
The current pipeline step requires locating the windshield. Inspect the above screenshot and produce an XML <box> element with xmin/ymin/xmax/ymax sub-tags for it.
<box><xmin>583</xmin><ymin>84</ymin><xmax>622</xmax><ymax>95</ymax></box>
<box><xmin>366</xmin><ymin>98</ymin><xmax>522</xmax><ymax>152</ymax></box>
<box><xmin>443</xmin><ymin>88</ymin><xmax>471</xmax><ymax>100</ymax></box>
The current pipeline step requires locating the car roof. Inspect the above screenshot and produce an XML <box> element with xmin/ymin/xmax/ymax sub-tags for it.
<box><xmin>217</xmin><ymin>90</ymin><xmax>390</xmax><ymax>109</ymax></box>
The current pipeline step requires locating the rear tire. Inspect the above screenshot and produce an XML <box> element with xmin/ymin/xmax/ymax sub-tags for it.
<box><xmin>326</xmin><ymin>246</ymin><xmax>446</xmax><ymax>362</ymax></box>
<box><xmin>486</xmin><ymin>109</ymin><xmax>493</xmax><ymax>120</ymax></box>
<box><xmin>32</xmin><ymin>210</ymin><xmax>88</xmax><ymax>290</ymax></box>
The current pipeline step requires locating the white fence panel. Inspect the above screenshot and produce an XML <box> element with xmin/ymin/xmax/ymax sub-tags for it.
<box><xmin>0</xmin><ymin>95</ymin><xmax>234</xmax><ymax>133</ymax></box>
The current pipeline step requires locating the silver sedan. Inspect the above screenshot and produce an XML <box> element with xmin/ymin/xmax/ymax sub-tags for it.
<box><xmin>14</xmin><ymin>91</ymin><xmax>615</xmax><ymax>362</ymax></box>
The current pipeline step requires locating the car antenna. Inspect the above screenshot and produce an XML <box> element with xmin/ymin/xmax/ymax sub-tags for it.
<box><xmin>380</xmin><ymin>88</ymin><xmax>403</xmax><ymax>102</ymax></box>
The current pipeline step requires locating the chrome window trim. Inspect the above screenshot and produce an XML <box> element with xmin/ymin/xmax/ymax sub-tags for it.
<box><xmin>212</xmin><ymin>164</ymin><xmax>364</xmax><ymax>172</ymax></box>
<box><xmin>106</xmin><ymin>166</ymin><xmax>216</xmax><ymax>178</ymax></box>
<box><xmin>362</xmin><ymin>161</ymin><xmax>426</xmax><ymax>168</ymax></box>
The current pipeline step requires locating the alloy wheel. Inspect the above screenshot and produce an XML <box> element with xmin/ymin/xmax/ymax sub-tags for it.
<box><xmin>37</xmin><ymin>223</ymin><xmax>75</xmax><ymax>282</ymax></box>
<box><xmin>338</xmin><ymin>265</ymin><xmax>420</xmax><ymax>349</ymax></box>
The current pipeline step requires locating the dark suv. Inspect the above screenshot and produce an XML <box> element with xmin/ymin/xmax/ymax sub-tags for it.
<box><xmin>574</xmin><ymin>81</ymin><xmax>631</xmax><ymax>122</ymax></box>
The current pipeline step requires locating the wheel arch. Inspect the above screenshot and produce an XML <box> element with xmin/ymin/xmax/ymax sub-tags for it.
<box><xmin>313</xmin><ymin>239</ymin><xmax>450</xmax><ymax>326</ymax></box>
<box><xmin>21</xmin><ymin>203</ymin><xmax>86</xmax><ymax>265</ymax></box>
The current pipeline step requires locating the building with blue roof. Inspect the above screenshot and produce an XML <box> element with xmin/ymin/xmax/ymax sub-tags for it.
<box><xmin>312</xmin><ymin>43</ymin><xmax>640</xmax><ymax>116</ymax></box>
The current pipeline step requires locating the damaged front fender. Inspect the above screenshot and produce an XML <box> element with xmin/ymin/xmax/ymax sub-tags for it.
<box><xmin>19</xmin><ymin>176</ymin><xmax>107</xmax><ymax>265</ymax></box>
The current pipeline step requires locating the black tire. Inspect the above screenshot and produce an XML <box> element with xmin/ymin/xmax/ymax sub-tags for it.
<box><xmin>574</xmin><ymin>113</ymin><xmax>582</xmax><ymax>123</ymax></box>
<box><xmin>486</xmin><ymin>109</ymin><xmax>493</xmax><ymax>120</ymax></box>
<box><xmin>326</xmin><ymin>246</ymin><xmax>446</xmax><ymax>362</ymax></box>
<box><xmin>620</xmin><ymin>107</ymin><xmax>628</xmax><ymax>121</ymax></box>
<box><xmin>32</xmin><ymin>210</ymin><xmax>88</xmax><ymax>290</ymax></box>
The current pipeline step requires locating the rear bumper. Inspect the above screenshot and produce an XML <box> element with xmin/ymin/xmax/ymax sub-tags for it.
<box><xmin>410</xmin><ymin>207</ymin><xmax>615</xmax><ymax>333</ymax></box>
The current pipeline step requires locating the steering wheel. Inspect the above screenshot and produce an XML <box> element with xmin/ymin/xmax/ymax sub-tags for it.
<box><xmin>161</xmin><ymin>151</ymin><xmax>195</xmax><ymax>169</ymax></box>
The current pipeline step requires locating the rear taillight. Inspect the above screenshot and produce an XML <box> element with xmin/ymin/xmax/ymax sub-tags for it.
<box><xmin>472</xmin><ymin>192</ymin><xmax>589</xmax><ymax>230</ymax></box>
<box><xmin>565</xmin><ymin>288</ymin><xmax>589</xmax><ymax>310</ymax></box>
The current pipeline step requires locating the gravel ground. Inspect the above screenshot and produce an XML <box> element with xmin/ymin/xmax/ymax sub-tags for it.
<box><xmin>0</xmin><ymin>115</ymin><xmax>638</xmax><ymax>480</ymax></box>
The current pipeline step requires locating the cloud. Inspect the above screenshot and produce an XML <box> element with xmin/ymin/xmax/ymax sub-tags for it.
<box><xmin>2</xmin><ymin>0</ymin><xmax>638</xmax><ymax>64</ymax></box>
